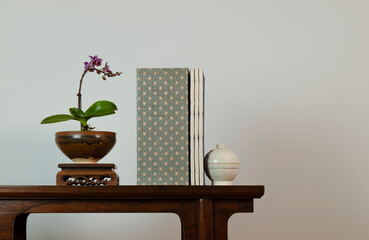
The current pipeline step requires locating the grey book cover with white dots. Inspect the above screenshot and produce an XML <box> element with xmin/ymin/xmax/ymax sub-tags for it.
<box><xmin>137</xmin><ymin>68</ymin><xmax>190</xmax><ymax>185</ymax></box>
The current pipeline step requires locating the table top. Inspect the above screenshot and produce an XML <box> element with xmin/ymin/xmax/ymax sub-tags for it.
<box><xmin>0</xmin><ymin>185</ymin><xmax>264</xmax><ymax>200</ymax></box>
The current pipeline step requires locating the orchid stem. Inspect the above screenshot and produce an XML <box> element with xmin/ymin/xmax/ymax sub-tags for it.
<box><xmin>77</xmin><ymin>70</ymin><xmax>88</xmax><ymax>110</ymax></box>
<box><xmin>77</xmin><ymin>70</ymin><xmax>88</xmax><ymax>130</ymax></box>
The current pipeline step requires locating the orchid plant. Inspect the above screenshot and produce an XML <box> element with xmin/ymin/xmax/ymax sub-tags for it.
<box><xmin>41</xmin><ymin>55</ymin><xmax>122</xmax><ymax>131</ymax></box>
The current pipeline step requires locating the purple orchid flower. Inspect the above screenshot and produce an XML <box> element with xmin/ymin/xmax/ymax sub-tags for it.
<box><xmin>89</xmin><ymin>55</ymin><xmax>102</xmax><ymax>66</ymax></box>
<box><xmin>84</xmin><ymin>55</ymin><xmax>103</xmax><ymax>72</ymax></box>
<box><xmin>83</xmin><ymin>55</ymin><xmax>121</xmax><ymax>79</ymax></box>
<box><xmin>84</xmin><ymin>61</ymin><xmax>93</xmax><ymax>71</ymax></box>
<box><xmin>102</xmin><ymin>62</ymin><xmax>111</xmax><ymax>73</ymax></box>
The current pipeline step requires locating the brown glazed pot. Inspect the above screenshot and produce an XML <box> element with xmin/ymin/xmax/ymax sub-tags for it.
<box><xmin>55</xmin><ymin>131</ymin><xmax>116</xmax><ymax>163</ymax></box>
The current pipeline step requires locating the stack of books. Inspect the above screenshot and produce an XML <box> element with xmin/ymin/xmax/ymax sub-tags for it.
<box><xmin>137</xmin><ymin>68</ymin><xmax>204</xmax><ymax>185</ymax></box>
<box><xmin>190</xmin><ymin>69</ymin><xmax>204</xmax><ymax>185</ymax></box>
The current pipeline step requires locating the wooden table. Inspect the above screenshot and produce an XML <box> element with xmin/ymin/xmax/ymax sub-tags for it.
<box><xmin>0</xmin><ymin>186</ymin><xmax>264</xmax><ymax>240</ymax></box>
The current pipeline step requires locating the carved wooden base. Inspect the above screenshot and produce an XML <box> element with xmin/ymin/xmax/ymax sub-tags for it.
<box><xmin>57</xmin><ymin>164</ymin><xmax>119</xmax><ymax>186</ymax></box>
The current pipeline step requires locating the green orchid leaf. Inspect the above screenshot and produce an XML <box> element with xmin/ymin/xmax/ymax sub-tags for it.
<box><xmin>84</xmin><ymin>100</ymin><xmax>118</xmax><ymax>117</ymax></box>
<box><xmin>41</xmin><ymin>114</ymin><xmax>76</xmax><ymax>124</ymax></box>
<box><xmin>91</xmin><ymin>111</ymin><xmax>116</xmax><ymax>118</ymax></box>
<box><xmin>69</xmin><ymin>108</ymin><xmax>85</xmax><ymax>117</ymax></box>
<box><xmin>74</xmin><ymin>116</ymin><xmax>88</xmax><ymax>126</ymax></box>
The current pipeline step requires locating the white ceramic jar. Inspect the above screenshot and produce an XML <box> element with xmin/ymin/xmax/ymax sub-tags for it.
<box><xmin>204</xmin><ymin>144</ymin><xmax>240</xmax><ymax>185</ymax></box>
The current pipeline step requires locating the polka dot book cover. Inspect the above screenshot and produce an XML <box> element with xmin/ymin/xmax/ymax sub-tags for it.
<box><xmin>137</xmin><ymin>68</ymin><xmax>191</xmax><ymax>185</ymax></box>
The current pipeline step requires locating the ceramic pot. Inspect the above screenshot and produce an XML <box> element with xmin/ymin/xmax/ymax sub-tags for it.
<box><xmin>55</xmin><ymin>131</ymin><xmax>116</xmax><ymax>163</ymax></box>
<box><xmin>204</xmin><ymin>144</ymin><xmax>240</xmax><ymax>185</ymax></box>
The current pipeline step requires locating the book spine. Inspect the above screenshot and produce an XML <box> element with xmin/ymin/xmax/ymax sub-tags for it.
<box><xmin>190</xmin><ymin>68</ymin><xmax>195</xmax><ymax>185</ymax></box>
<box><xmin>199</xmin><ymin>68</ymin><xmax>204</xmax><ymax>185</ymax></box>
<box><xmin>194</xmin><ymin>68</ymin><xmax>199</xmax><ymax>185</ymax></box>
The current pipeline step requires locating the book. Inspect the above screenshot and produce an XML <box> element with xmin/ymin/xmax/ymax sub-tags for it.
<box><xmin>194</xmin><ymin>68</ymin><xmax>200</xmax><ymax>185</ymax></box>
<box><xmin>190</xmin><ymin>69</ymin><xmax>195</xmax><ymax>185</ymax></box>
<box><xmin>137</xmin><ymin>68</ymin><xmax>190</xmax><ymax>185</ymax></box>
<box><xmin>199</xmin><ymin>68</ymin><xmax>205</xmax><ymax>185</ymax></box>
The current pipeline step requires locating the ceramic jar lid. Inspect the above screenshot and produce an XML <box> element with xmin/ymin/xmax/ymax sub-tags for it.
<box><xmin>205</xmin><ymin>144</ymin><xmax>240</xmax><ymax>164</ymax></box>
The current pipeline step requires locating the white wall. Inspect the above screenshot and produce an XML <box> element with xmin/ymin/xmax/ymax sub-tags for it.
<box><xmin>0</xmin><ymin>0</ymin><xmax>368</xmax><ymax>239</ymax></box>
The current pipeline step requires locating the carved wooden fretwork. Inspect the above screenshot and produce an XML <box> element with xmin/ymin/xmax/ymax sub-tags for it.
<box><xmin>57</xmin><ymin>164</ymin><xmax>119</xmax><ymax>186</ymax></box>
<box><xmin>63</xmin><ymin>176</ymin><xmax>112</xmax><ymax>186</ymax></box>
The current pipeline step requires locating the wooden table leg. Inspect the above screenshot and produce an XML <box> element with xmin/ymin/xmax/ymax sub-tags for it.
<box><xmin>213</xmin><ymin>200</ymin><xmax>254</xmax><ymax>240</ymax></box>
<box><xmin>13</xmin><ymin>214</ymin><xmax>29</xmax><ymax>240</ymax></box>
<box><xmin>179</xmin><ymin>199</ymin><xmax>252</xmax><ymax>240</ymax></box>
<box><xmin>180</xmin><ymin>214</ymin><xmax>193</xmax><ymax>240</ymax></box>
<box><xmin>196</xmin><ymin>199</ymin><xmax>214</xmax><ymax>240</ymax></box>
<box><xmin>174</xmin><ymin>201</ymin><xmax>197</xmax><ymax>240</ymax></box>
<box><xmin>0</xmin><ymin>213</ymin><xmax>29</xmax><ymax>240</ymax></box>
<box><xmin>213</xmin><ymin>210</ymin><xmax>232</xmax><ymax>240</ymax></box>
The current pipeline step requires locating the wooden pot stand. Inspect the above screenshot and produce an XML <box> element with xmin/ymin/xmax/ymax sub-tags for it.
<box><xmin>57</xmin><ymin>163</ymin><xmax>119</xmax><ymax>186</ymax></box>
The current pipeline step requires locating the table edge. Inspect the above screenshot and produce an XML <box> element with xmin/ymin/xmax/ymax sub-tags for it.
<box><xmin>0</xmin><ymin>185</ymin><xmax>265</xmax><ymax>200</ymax></box>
